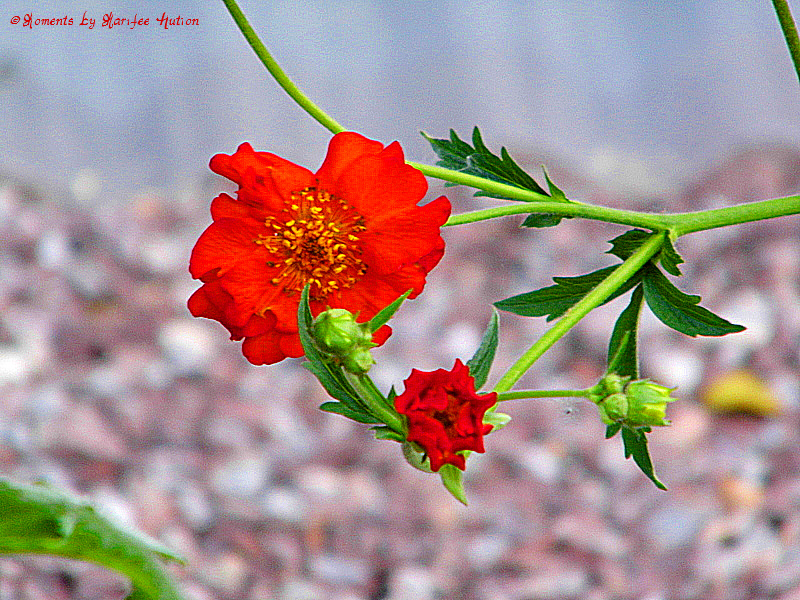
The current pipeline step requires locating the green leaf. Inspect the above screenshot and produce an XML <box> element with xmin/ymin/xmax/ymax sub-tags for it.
<box><xmin>606</xmin><ymin>229</ymin><xmax>684</xmax><ymax>276</ymax></box>
<box><xmin>319</xmin><ymin>401</ymin><xmax>380</xmax><ymax>424</ymax></box>
<box><xmin>367</xmin><ymin>289</ymin><xmax>412</xmax><ymax>333</ymax></box>
<box><xmin>494</xmin><ymin>265</ymin><xmax>642</xmax><ymax>321</ymax></box>
<box><xmin>483</xmin><ymin>410</ymin><xmax>512</xmax><ymax>432</ymax></box>
<box><xmin>607</xmin><ymin>284</ymin><xmax>645</xmax><ymax>379</ymax></box>
<box><xmin>438</xmin><ymin>464</ymin><xmax>468</xmax><ymax>505</ymax></box>
<box><xmin>0</xmin><ymin>476</ymin><xmax>184</xmax><ymax>600</ymax></box>
<box><xmin>620</xmin><ymin>427</ymin><xmax>667</xmax><ymax>490</ymax></box>
<box><xmin>466</xmin><ymin>309</ymin><xmax>499</xmax><ymax>390</ymax></box>
<box><xmin>371</xmin><ymin>426</ymin><xmax>406</xmax><ymax>442</ymax></box>
<box><xmin>605</xmin><ymin>423</ymin><xmax>623</xmax><ymax>439</ymax></box>
<box><xmin>423</xmin><ymin>127</ymin><xmax>554</xmax><ymax>200</ymax></box>
<box><xmin>606</xmin><ymin>229</ymin><xmax>651</xmax><ymax>260</ymax></box>
<box><xmin>521</xmin><ymin>213</ymin><xmax>565</xmax><ymax>228</ymax></box>
<box><xmin>642</xmin><ymin>266</ymin><xmax>746</xmax><ymax>337</ymax></box>
<box><xmin>542</xmin><ymin>166</ymin><xmax>568</xmax><ymax>202</ymax></box>
<box><xmin>659</xmin><ymin>235</ymin><xmax>684</xmax><ymax>276</ymax></box>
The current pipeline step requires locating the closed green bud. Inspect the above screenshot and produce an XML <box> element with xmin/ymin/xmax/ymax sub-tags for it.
<box><xmin>592</xmin><ymin>374</ymin><xmax>676</xmax><ymax>428</ymax></box>
<box><xmin>312</xmin><ymin>308</ymin><xmax>376</xmax><ymax>374</ymax></box>
<box><xmin>625</xmin><ymin>380</ymin><xmax>676</xmax><ymax>427</ymax></box>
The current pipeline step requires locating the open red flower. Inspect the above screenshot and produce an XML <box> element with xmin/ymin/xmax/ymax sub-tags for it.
<box><xmin>189</xmin><ymin>132</ymin><xmax>451</xmax><ymax>365</ymax></box>
<box><xmin>395</xmin><ymin>359</ymin><xmax>497</xmax><ymax>471</ymax></box>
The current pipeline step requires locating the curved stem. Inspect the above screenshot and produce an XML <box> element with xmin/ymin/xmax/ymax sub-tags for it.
<box><xmin>343</xmin><ymin>372</ymin><xmax>404</xmax><ymax>433</ymax></box>
<box><xmin>497</xmin><ymin>389</ymin><xmax>592</xmax><ymax>401</ymax></box>
<box><xmin>773</xmin><ymin>0</ymin><xmax>800</xmax><ymax>84</ymax></box>
<box><xmin>221</xmin><ymin>0</ymin><xmax>345</xmax><ymax>135</ymax></box>
<box><xmin>492</xmin><ymin>232</ymin><xmax>666</xmax><ymax>394</ymax></box>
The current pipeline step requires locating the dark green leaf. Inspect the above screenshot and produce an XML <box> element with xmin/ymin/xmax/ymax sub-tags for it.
<box><xmin>642</xmin><ymin>267</ymin><xmax>746</xmax><ymax>337</ymax></box>
<box><xmin>494</xmin><ymin>265</ymin><xmax>642</xmax><ymax>321</ymax></box>
<box><xmin>319</xmin><ymin>401</ymin><xmax>380</xmax><ymax>424</ymax></box>
<box><xmin>367</xmin><ymin>289</ymin><xmax>412</xmax><ymax>333</ymax></box>
<box><xmin>605</xmin><ymin>423</ymin><xmax>622</xmax><ymax>439</ymax></box>
<box><xmin>607</xmin><ymin>229</ymin><xmax>651</xmax><ymax>260</ymax></box>
<box><xmin>542</xmin><ymin>166</ymin><xmax>568</xmax><ymax>202</ymax></box>
<box><xmin>423</xmin><ymin>127</ymin><xmax>554</xmax><ymax>200</ymax></box>
<box><xmin>620</xmin><ymin>427</ymin><xmax>667</xmax><ymax>490</ymax></box>
<box><xmin>521</xmin><ymin>213</ymin><xmax>565</xmax><ymax>228</ymax></box>
<box><xmin>466</xmin><ymin>309</ymin><xmax>499</xmax><ymax>390</ymax></box>
<box><xmin>0</xmin><ymin>477</ymin><xmax>184</xmax><ymax>600</ymax></box>
<box><xmin>439</xmin><ymin>463</ymin><xmax>468</xmax><ymax>505</ymax></box>
<box><xmin>607</xmin><ymin>285</ymin><xmax>645</xmax><ymax>379</ymax></box>
<box><xmin>659</xmin><ymin>235</ymin><xmax>684</xmax><ymax>276</ymax></box>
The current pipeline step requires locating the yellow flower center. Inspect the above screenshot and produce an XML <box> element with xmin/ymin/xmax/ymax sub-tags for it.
<box><xmin>256</xmin><ymin>187</ymin><xmax>367</xmax><ymax>299</ymax></box>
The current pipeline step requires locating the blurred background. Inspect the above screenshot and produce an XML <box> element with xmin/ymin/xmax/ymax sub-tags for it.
<box><xmin>2</xmin><ymin>1</ymin><xmax>800</xmax><ymax>599</ymax></box>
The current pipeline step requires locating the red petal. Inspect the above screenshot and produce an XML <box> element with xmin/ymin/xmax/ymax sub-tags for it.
<box><xmin>189</xmin><ymin>217</ymin><xmax>266</xmax><ymax>281</ymax></box>
<box><xmin>315</xmin><ymin>132</ymin><xmax>385</xmax><ymax>188</ymax></box>
<box><xmin>242</xmin><ymin>331</ymin><xmax>287</xmax><ymax>365</ymax></box>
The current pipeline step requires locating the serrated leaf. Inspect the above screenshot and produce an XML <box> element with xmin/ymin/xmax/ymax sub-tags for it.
<box><xmin>423</xmin><ymin>127</ymin><xmax>554</xmax><ymax>200</ymax></box>
<box><xmin>642</xmin><ymin>267</ymin><xmax>746</xmax><ymax>337</ymax></box>
<box><xmin>521</xmin><ymin>213</ymin><xmax>565</xmax><ymax>228</ymax></box>
<box><xmin>494</xmin><ymin>265</ymin><xmax>642</xmax><ymax>321</ymax></box>
<box><xmin>367</xmin><ymin>289</ymin><xmax>411</xmax><ymax>333</ymax></box>
<box><xmin>605</xmin><ymin>423</ymin><xmax>623</xmax><ymax>439</ymax></box>
<box><xmin>438</xmin><ymin>464</ymin><xmax>468</xmax><ymax>505</ymax></box>
<box><xmin>466</xmin><ymin>309</ymin><xmax>499</xmax><ymax>390</ymax></box>
<box><xmin>0</xmin><ymin>477</ymin><xmax>184</xmax><ymax>599</ymax></box>
<box><xmin>607</xmin><ymin>229</ymin><xmax>651</xmax><ymax>260</ymax></box>
<box><xmin>607</xmin><ymin>284</ymin><xmax>645</xmax><ymax>379</ymax></box>
<box><xmin>659</xmin><ymin>235</ymin><xmax>684</xmax><ymax>276</ymax></box>
<box><xmin>620</xmin><ymin>427</ymin><xmax>667</xmax><ymax>490</ymax></box>
<box><xmin>319</xmin><ymin>401</ymin><xmax>380</xmax><ymax>424</ymax></box>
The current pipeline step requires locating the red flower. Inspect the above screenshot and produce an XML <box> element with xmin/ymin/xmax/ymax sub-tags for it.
<box><xmin>189</xmin><ymin>132</ymin><xmax>451</xmax><ymax>365</ymax></box>
<box><xmin>395</xmin><ymin>359</ymin><xmax>497</xmax><ymax>471</ymax></box>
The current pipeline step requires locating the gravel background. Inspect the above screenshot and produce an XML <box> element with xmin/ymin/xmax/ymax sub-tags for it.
<box><xmin>1</xmin><ymin>142</ymin><xmax>799</xmax><ymax>600</ymax></box>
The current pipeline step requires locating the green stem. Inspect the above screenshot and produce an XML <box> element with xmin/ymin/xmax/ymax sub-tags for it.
<box><xmin>343</xmin><ymin>371</ymin><xmax>404</xmax><ymax>433</ymax></box>
<box><xmin>773</xmin><ymin>0</ymin><xmax>800</xmax><ymax>83</ymax></box>
<box><xmin>492</xmin><ymin>232</ymin><xmax>666</xmax><ymax>393</ymax></box>
<box><xmin>221</xmin><ymin>0</ymin><xmax>345</xmax><ymax>135</ymax></box>
<box><xmin>447</xmin><ymin>194</ymin><xmax>800</xmax><ymax>236</ymax></box>
<box><xmin>497</xmin><ymin>389</ymin><xmax>592</xmax><ymax>401</ymax></box>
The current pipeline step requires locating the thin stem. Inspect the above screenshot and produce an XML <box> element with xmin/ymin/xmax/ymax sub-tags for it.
<box><xmin>669</xmin><ymin>194</ymin><xmax>800</xmax><ymax>236</ymax></box>
<box><xmin>773</xmin><ymin>0</ymin><xmax>800</xmax><ymax>83</ymax></box>
<box><xmin>497</xmin><ymin>389</ymin><xmax>592</xmax><ymax>401</ymax></box>
<box><xmin>221</xmin><ymin>0</ymin><xmax>345</xmax><ymax>135</ymax></box>
<box><xmin>492</xmin><ymin>233</ymin><xmax>666</xmax><ymax>393</ymax></box>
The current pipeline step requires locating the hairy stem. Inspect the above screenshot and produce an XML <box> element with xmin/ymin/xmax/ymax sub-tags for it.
<box><xmin>773</xmin><ymin>0</ymin><xmax>800</xmax><ymax>83</ymax></box>
<box><xmin>492</xmin><ymin>233</ymin><xmax>666</xmax><ymax>393</ymax></box>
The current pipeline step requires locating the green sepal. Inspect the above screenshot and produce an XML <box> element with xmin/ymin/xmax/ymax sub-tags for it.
<box><xmin>605</xmin><ymin>423</ymin><xmax>623</xmax><ymax>439</ymax></box>
<box><xmin>466</xmin><ymin>309</ymin><xmax>499</xmax><ymax>389</ymax></box>
<box><xmin>0</xmin><ymin>476</ymin><xmax>184</xmax><ymax>600</ymax></box>
<box><xmin>494</xmin><ymin>265</ymin><xmax>642</xmax><ymax>321</ymax></box>
<box><xmin>642</xmin><ymin>266</ymin><xmax>746</xmax><ymax>337</ymax></box>
<box><xmin>371</xmin><ymin>426</ymin><xmax>406</xmax><ymax>442</ymax></box>
<box><xmin>318</xmin><ymin>401</ymin><xmax>380</xmax><ymax>424</ymax></box>
<box><xmin>607</xmin><ymin>284</ymin><xmax>645</xmax><ymax>379</ymax></box>
<box><xmin>422</xmin><ymin>127</ymin><xmax>550</xmax><ymax>200</ymax></box>
<box><xmin>483</xmin><ymin>409</ymin><xmax>512</xmax><ymax>432</ymax></box>
<box><xmin>367</xmin><ymin>289</ymin><xmax>412</xmax><ymax>333</ymax></box>
<box><xmin>620</xmin><ymin>426</ymin><xmax>667</xmax><ymax>490</ymax></box>
<box><xmin>439</xmin><ymin>463</ymin><xmax>468</xmax><ymax>505</ymax></box>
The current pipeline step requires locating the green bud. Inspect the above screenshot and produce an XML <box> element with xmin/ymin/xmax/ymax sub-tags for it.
<box><xmin>312</xmin><ymin>308</ymin><xmax>376</xmax><ymax>374</ymax></box>
<box><xmin>592</xmin><ymin>374</ymin><xmax>676</xmax><ymax>428</ymax></box>
<box><xmin>625</xmin><ymin>380</ymin><xmax>676</xmax><ymax>427</ymax></box>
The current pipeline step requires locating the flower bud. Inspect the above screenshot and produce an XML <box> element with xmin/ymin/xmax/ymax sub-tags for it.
<box><xmin>592</xmin><ymin>374</ymin><xmax>676</xmax><ymax>428</ymax></box>
<box><xmin>312</xmin><ymin>308</ymin><xmax>376</xmax><ymax>374</ymax></box>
